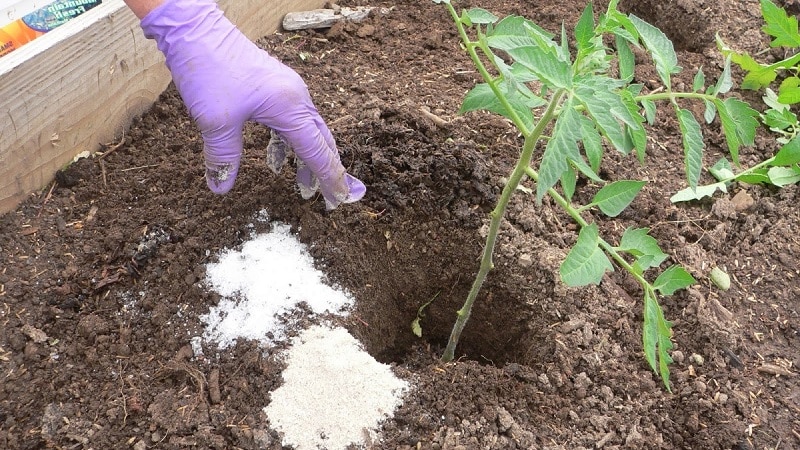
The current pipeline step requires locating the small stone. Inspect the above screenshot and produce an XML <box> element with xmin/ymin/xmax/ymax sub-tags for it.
<box><xmin>537</xmin><ymin>373</ymin><xmax>550</xmax><ymax>386</ymax></box>
<box><xmin>711</xmin><ymin>197</ymin><xmax>737</xmax><ymax>219</ymax></box>
<box><xmin>22</xmin><ymin>324</ymin><xmax>49</xmax><ymax>344</ymax></box>
<box><xmin>672</xmin><ymin>350</ymin><xmax>685</xmax><ymax>365</ymax></box>
<box><xmin>518</xmin><ymin>254</ymin><xmax>533</xmax><ymax>267</ymax></box>
<box><xmin>690</xmin><ymin>353</ymin><xmax>705</xmax><ymax>366</ymax></box>
<box><xmin>356</xmin><ymin>24</ymin><xmax>375</xmax><ymax>37</ymax></box>
<box><xmin>625</xmin><ymin>425</ymin><xmax>644</xmax><ymax>447</ymax></box>
<box><xmin>694</xmin><ymin>380</ymin><xmax>707</xmax><ymax>394</ymax></box>
<box><xmin>731</xmin><ymin>190</ymin><xmax>754</xmax><ymax>212</ymax></box>
<box><xmin>573</xmin><ymin>372</ymin><xmax>593</xmax><ymax>390</ymax></box>
<box><xmin>496</xmin><ymin>407</ymin><xmax>514</xmax><ymax>432</ymax></box>
<box><xmin>600</xmin><ymin>385</ymin><xmax>614</xmax><ymax>402</ymax></box>
<box><xmin>252</xmin><ymin>428</ymin><xmax>274</xmax><ymax>447</ymax></box>
<box><xmin>686</xmin><ymin>413</ymin><xmax>700</xmax><ymax>432</ymax></box>
<box><xmin>41</xmin><ymin>403</ymin><xmax>64</xmax><ymax>439</ymax></box>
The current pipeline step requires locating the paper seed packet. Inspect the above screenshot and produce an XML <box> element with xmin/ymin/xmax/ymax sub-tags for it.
<box><xmin>0</xmin><ymin>0</ymin><xmax>102</xmax><ymax>57</ymax></box>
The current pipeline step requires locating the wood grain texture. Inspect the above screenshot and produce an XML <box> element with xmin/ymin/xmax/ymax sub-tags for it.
<box><xmin>0</xmin><ymin>0</ymin><xmax>324</xmax><ymax>214</ymax></box>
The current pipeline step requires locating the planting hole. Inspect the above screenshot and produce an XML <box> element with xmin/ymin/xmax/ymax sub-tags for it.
<box><xmin>619</xmin><ymin>0</ymin><xmax>717</xmax><ymax>52</ymax></box>
<box><xmin>318</xmin><ymin>208</ymin><xmax>572</xmax><ymax>369</ymax></box>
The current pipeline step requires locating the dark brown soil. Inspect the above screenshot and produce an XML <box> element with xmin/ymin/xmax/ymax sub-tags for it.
<box><xmin>1</xmin><ymin>0</ymin><xmax>798</xmax><ymax>449</ymax></box>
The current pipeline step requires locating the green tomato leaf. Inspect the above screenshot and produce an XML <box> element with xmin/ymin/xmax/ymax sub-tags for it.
<box><xmin>742</xmin><ymin>63</ymin><xmax>779</xmax><ymax>90</ymax></box>
<box><xmin>561</xmin><ymin>165</ymin><xmax>577</xmax><ymax>201</ymax></box>
<box><xmin>654</xmin><ymin>265</ymin><xmax>696</xmax><ymax>295</ymax></box>
<box><xmin>642</xmin><ymin>290</ymin><xmax>674</xmax><ymax>391</ymax></box>
<box><xmin>491</xmin><ymin>15</ymin><xmax>554</xmax><ymax>40</ymax></box>
<box><xmin>507</xmin><ymin>61</ymin><xmax>542</xmax><ymax>83</ymax></box>
<box><xmin>716</xmin><ymin>98</ymin><xmax>759</xmax><ymax>165</ymax></box>
<box><xmin>537</xmin><ymin>100</ymin><xmax>583</xmax><ymax>201</ymax></box>
<box><xmin>601</xmin><ymin>0</ymin><xmax>640</xmax><ymax>44</ymax></box>
<box><xmin>670</xmin><ymin>182</ymin><xmax>728</xmax><ymax>203</ymax></box>
<box><xmin>692</xmin><ymin>66</ymin><xmax>705</xmax><ymax>93</ymax></box>
<box><xmin>721</xmin><ymin>50</ymin><xmax>775</xmax><ymax>90</ymax></box>
<box><xmin>763</xmin><ymin>87</ymin><xmax>789</xmax><ymax>111</ymax></box>
<box><xmin>569</xmin><ymin>153</ymin><xmax>603</xmax><ymax>184</ymax></box>
<box><xmin>771</xmin><ymin>136</ymin><xmax>800</xmax><ymax>166</ymax></box>
<box><xmin>767</xmin><ymin>166</ymin><xmax>800</xmax><ymax>186</ymax></box>
<box><xmin>460</xmin><ymin>82</ymin><xmax>543</xmax><ymax>131</ymax></box>
<box><xmin>501</xmin><ymin>44</ymin><xmax>573</xmax><ymax>89</ymax></box>
<box><xmin>620</xmin><ymin>88</ymin><xmax>648</xmax><ymax>158</ymax></box>
<box><xmin>629</xmin><ymin>14</ymin><xmax>681</xmax><ymax>88</ymax></box>
<box><xmin>709</xmin><ymin>158</ymin><xmax>735</xmax><ymax>181</ymax></box>
<box><xmin>676</xmin><ymin>108</ymin><xmax>704</xmax><ymax>189</ymax></box>
<box><xmin>575</xmin><ymin>76</ymin><xmax>644</xmax><ymax>154</ymax></box>
<box><xmin>642</xmin><ymin>98</ymin><xmax>657</xmax><ymax>125</ymax></box>
<box><xmin>579</xmin><ymin>115</ymin><xmax>604</xmax><ymax>172</ymax></box>
<box><xmin>464</xmin><ymin>8</ymin><xmax>499</xmax><ymax>24</ymax></box>
<box><xmin>703</xmin><ymin>99</ymin><xmax>717</xmax><ymax>124</ymax></box>
<box><xmin>492</xmin><ymin>54</ymin><xmax>528</xmax><ymax>98</ymax></box>
<box><xmin>713</xmin><ymin>57</ymin><xmax>733</xmax><ymax>95</ymax></box>
<box><xmin>487</xmin><ymin>16</ymin><xmax>565</xmax><ymax>60</ymax></box>
<box><xmin>618</xmin><ymin>227</ymin><xmax>668</xmax><ymax>271</ymax></box>
<box><xmin>763</xmin><ymin>107</ymin><xmax>798</xmax><ymax>132</ymax></box>
<box><xmin>592</xmin><ymin>180</ymin><xmax>647</xmax><ymax>217</ymax></box>
<box><xmin>560</xmin><ymin>223</ymin><xmax>614</xmax><ymax>286</ymax></box>
<box><xmin>736</xmin><ymin>169</ymin><xmax>771</xmax><ymax>185</ymax></box>
<box><xmin>574</xmin><ymin>3</ymin><xmax>595</xmax><ymax>53</ymax></box>
<box><xmin>717</xmin><ymin>34</ymin><xmax>778</xmax><ymax>90</ymax></box>
<box><xmin>573</xmin><ymin>4</ymin><xmax>609</xmax><ymax>74</ymax></box>
<box><xmin>487</xmin><ymin>17</ymin><xmax>560</xmax><ymax>61</ymax></box>
<box><xmin>777</xmin><ymin>76</ymin><xmax>800</xmax><ymax>104</ymax></box>
<box><xmin>760</xmin><ymin>0</ymin><xmax>800</xmax><ymax>48</ymax></box>
<box><xmin>616</xmin><ymin>34</ymin><xmax>635</xmax><ymax>82</ymax></box>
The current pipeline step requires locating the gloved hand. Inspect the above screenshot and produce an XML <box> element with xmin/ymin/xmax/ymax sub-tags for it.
<box><xmin>139</xmin><ymin>0</ymin><xmax>365</xmax><ymax>209</ymax></box>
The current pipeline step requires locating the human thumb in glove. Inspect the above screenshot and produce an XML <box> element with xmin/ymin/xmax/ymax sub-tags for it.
<box><xmin>130</xmin><ymin>0</ymin><xmax>365</xmax><ymax>209</ymax></box>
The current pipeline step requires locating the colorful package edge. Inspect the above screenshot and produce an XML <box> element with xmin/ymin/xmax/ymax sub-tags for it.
<box><xmin>0</xmin><ymin>0</ymin><xmax>102</xmax><ymax>57</ymax></box>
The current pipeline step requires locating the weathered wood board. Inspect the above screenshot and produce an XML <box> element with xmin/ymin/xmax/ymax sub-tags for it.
<box><xmin>283</xmin><ymin>6</ymin><xmax>388</xmax><ymax>30</ymax></box>
<box><xmin>0</xmin><ymin>0</ymin><xmax>324</xmax><ymax>214</ymax></box>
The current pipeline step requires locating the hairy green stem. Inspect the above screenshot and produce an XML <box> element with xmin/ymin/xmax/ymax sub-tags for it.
<box><xmin>723</xmin><ymin>156</ymin><xmax>776</xmax><ymax>183</ymax></box>
<box><xmin>636</xmin><ymin>91</ymin><xmax>715</xmax><ymax>103</ymax></box>
<box><xmin>442</xmin><ymin>90</ymin><xmax>565</xmax><ymax>362</ymax></box>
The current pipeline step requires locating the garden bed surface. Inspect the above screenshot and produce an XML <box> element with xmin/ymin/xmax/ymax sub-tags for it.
<box><xmin>1</xmin><ymin>0</ymin><xmax>798</xmax><ymax>448</ymax></box>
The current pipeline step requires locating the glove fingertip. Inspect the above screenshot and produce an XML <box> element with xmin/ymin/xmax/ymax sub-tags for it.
<box><xmin>322</xmin><ymin>174</ymin><xmax>366</xmax><ymax>210</ymax></box>
<box><xmin>266</xmin><ymin>131</ymin><xmax>291</xmax><ymax>174</ymax></box>
<box><xmin>344</xmin><ymin>174</ymin><xmax>366</xmax><ymax>203</ymax></box>
<box><xmin>206</xmin><ymin>163</ymin><xmax>239</xmax><ymax>194</ymax></box>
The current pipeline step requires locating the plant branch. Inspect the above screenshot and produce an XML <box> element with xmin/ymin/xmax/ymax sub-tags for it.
<box><xmin>442</xmin><ymin>89</ymin><xmax>566</xmax><ymax>362</ymax></box>
<box><xmin>522</xmin><ymin>167</ymin><xmax>648</xmax><ymax>287</ymax></box>
<box><xmin>636</xmin><ymin>91</ymin><xmax>715</xmax><ymax>103</ymax></box>
<box><xmin>443</xmin><ymin>1</ymin><xmax>533</xmax><ymax>136</ymax></box>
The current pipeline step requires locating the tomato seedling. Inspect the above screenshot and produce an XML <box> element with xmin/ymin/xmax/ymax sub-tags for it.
<box><xmin>433</xmin><ymin>0</ymin><xmax>760</xmax><ymax>390</ymax></box>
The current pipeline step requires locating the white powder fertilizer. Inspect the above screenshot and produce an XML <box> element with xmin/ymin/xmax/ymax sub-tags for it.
<box><xmin>265</xmin><ymin>325</ymin><xmax>409</xmax><ymax>450</ymax></box>
<box><xmin>201</xmin><ymin>222</ymin><xmax>354</xmax><ymax>347</ymax></box>
<box><xmin>198</xmin><ymin>219</ymin><xmax>409</xmax><ymax>449</ymax></box>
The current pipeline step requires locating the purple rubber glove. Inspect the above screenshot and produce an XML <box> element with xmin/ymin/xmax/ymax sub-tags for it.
<box><xmin>140</xmin><ymin>0</ymin><xmax>365</xmax><ymax>209</ymax></box>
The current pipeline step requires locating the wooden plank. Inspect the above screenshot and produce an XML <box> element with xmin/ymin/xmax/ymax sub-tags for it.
<box><xmin>0</xmin><ymin>0</ymin><xmax>325</xmax><ymax>214</ymax></box>
<box><xmin>283</xmin><ymin>6</ymin><xmax>384</xmax><ymax>30</ymax></box>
